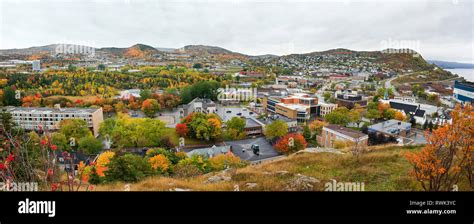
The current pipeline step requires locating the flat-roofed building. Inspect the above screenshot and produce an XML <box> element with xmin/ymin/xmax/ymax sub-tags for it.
<box><xmin>453</xmin><ymin>81</ymin><xmax>474</xmax><ymax>104</ymax></box>
<box><xmin>256</xmin><ymin>115</ymin><xmax>298</xmax><ymax>133</ymax></box>
<box><xmin>317</xmin><ymin>124</ymin><xmax>368</xmax><ymax>148</ymax></box>
<box><xmin>243</xmin><ymin>118</ymin><xmax>264</xmax><ymax>136</ymax></box>
<box><xmin>335</xmin><ymin>91</ymin><xmax>367</xmax><ymax>109</ymax></box>
<box><xmin>368</xmin><ymin>119</ymin><xmax>411</xmax><ymax>137</ymax></box>
<box><xmin>4</xmin><ymin>106</ymin><xmax>103</xmax><ymax>137</ymax></box>
<box><xmin>262</xmin><ymin>93</ymin><xmax>318</xmax><ymax>122</ymax></box>
<box><xmin>318</xmin><ymin>102</ymin><xmax>338</xmax><ymax>116</ymax></box>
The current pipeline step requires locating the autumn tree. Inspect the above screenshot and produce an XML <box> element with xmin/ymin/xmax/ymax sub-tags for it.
<box><xmin>99</xmin><ymin>114</ymin><xmax>166</xmax><ymax>148</ymax></box>
<box><xmin>265</xmin><ymin>120</ymin><xmax>288</xmax><ymax>141</ymax></box>
<box><xmin>114</xmin><ymin>101</ymin><xmax>128</xmax><ymax>113</ymax></box>
<box><xmin>78</xmin><ymin>136</ymin><xmax>103</xmax><ymax>155</ymax></box>
<box><xmin>102</xmin><ymin>104</ymin><xmax>113</xmax><ymax>115</ymax></box>
<box><xmin>3</xmin><ymin>86</ymin><xmax>20</xmax><ymax>106</ymax></box>
<box><xmin>274</xmin><ymin>133</ymin><xmax>307</xmax><ymax>154</ymax></box>
<box><xmin>139</xmin><ymin>89</ymin><xmax>152</xmax><ymax>100</ymax></box>
<box><xmin>141</xmin><ymin>98</ymin><xmax>161</xmax><ymax>118</ymax></box>
<box><xmin>225</xmin><ymin>117</ymin><xmax>246</xmax><ymax>140</ymax></box>
<box><xmin>394</xmin><ymin>111</ymin><xmax>406</xmax><ymax>121</ymax></box>
<box><xmin>325</xmin><ymin>107</ymin><xmax>350</xmax><ymax>126</ymax></box>
<box><xmin>148</xmin><ymin>154</ymin><xmax>170</xmax><ymax>174</ymax></box>
<box><xmin>175</xmin><ymin>123</ymin><xmax>189</xmax><ymax>137</ymax></box>
<box><xmin>309</xmin><ymin>120</ymin><xmax>327</xmax><ymax>136</ymax></box>
<box><xmin>58</xmin><ymin>119</ymin><xmax>93</xmax><ymax>145</ymax></box>
<box><xmin>303</xmin><ymin>124</ymin><xmax>311</xmax><ymax>140</ymax></box>
<box><xmin>178</xmin><ymin>112</ymin><xmax>222</xmax><ymax>141</ymax></box>
<box><xmin>406</xmin><ymin>104</ymin><xmax>473</xmax><ymax>191</ymax></box>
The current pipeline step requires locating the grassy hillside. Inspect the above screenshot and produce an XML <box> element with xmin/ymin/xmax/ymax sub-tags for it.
<box><xmin>95</xmin><ymin>144</ymin><xmax>472</xmax><ymax>191</ymax></box>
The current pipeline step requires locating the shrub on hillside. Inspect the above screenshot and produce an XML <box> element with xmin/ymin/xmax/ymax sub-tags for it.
<box><xmin>148</xmin><ymin>154</ymin><xmax>171</xmax><ymax>174</ymax></box>
<box><xmin>146</xmin><ymin>148</ymin><xmax>186</xmax><ymax>165</ymax></box>
<box><xmin>208</xmin><ymin>152</ymin><xmax>244</xmax><ymax>171</ymax></box>
<box><xmin>173</xmin><ymin>162</ymin><xmax>204</xmax><ymax>177</ymax></box>
<box><xmin>175</xmin><ymin>155</ymin><xmax>210</xmax><ymax>174</ymax></box>
<box><xmin>333</xmin><ymin>139</ymin><xmax>349</xmax><ymax>149</ymax></box>
<box><xmin>106</xmin><ymin>154</ymin><xmax>152</xmax><ymax>182</ymax></box>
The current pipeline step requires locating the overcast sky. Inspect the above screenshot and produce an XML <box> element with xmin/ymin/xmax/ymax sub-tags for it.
<box><xmin>0</xmin><ymin>0</ymin><xmax>472</xmax><ymax>62</ymax></box>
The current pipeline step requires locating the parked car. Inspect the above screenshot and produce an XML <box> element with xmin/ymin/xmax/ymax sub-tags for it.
<box><xmin>251</xmin><ymin>144</ymin><xmax>260</xmax><ymax>156</ymax></box>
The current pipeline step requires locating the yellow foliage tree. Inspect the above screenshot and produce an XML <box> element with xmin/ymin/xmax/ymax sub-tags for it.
<box><xmin>149</xmin><ymin>154</ymin><xmax>170</xmax><ymax>173</ymax></box>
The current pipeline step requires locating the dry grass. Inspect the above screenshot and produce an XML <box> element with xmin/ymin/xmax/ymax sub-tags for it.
<box><xmin>93</xmin><ymin>145</ymin><xmax>472</xmax><ymax>191</ymax></box>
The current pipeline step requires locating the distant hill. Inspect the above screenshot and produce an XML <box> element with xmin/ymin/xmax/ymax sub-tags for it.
<box><xmin>99</xmin><ymin>44</ymin><xmax>161</xmax><ymax>58</ymax></box>
<box><xmin>155</xmin><ymin>47</ymin><xmax>177</xmax><ymax>53</ymax></box>
<box><xmin>268</xmin><ymin>48</ymin><xmax>435</xmax><ymax>72</ymax></box>
<box><xmin>178</xmin><ymin>45</ymin><xmax>237</xmax><ymax>55</ymax></box>
<box><xmin>427</xmin><ymin>60</ymin><xmax>474</xmax><ymax>69</ymax></box>
<box><xmin>0</xmin><ymin>44</ymin><xmax>96</xmax><ymax>56</ymax></box>
<box><xmin>0</xmin><ymin>43</ymin><xmax>452</xmax><ymax>72</ymax></box>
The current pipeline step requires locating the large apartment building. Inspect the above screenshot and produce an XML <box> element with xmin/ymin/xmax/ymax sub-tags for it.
<box><xmin>4</xmin><ymin>106</ymin><xmax>104</xmax><ymax>137</ymax></box>
<box><xmin>262</xmin><ymin>93</ymin><xmax>318</xmax><ymax>122</ymax></box>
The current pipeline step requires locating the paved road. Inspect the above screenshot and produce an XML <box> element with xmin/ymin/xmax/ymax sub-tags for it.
<box><xmin>384</xmin><ymin>72</ymin><xmax>416</xmax><ymax>96</ymax></box>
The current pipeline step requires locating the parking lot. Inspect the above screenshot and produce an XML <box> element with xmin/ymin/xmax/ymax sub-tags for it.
<box><xmin>216</xmin><ymin>105</ymin><xmax>254</xmax><ymax>122</ymax></box>
<box><xmin>225</xmin><ymin>137</ymin><xmax>281</xmax><ymax>161</ymax></box>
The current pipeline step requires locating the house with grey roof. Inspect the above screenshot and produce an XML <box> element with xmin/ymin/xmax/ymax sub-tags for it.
<box><xmin>186</xmin><ymin>145</ymin><xmax>231</xmax><ymax>158</ymax></box>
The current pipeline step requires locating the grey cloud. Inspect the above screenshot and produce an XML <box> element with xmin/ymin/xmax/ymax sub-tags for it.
<box><xmin>0</xmin><ymin>0</ymin><xmax>472</xmax><ymax>62</ymax></box>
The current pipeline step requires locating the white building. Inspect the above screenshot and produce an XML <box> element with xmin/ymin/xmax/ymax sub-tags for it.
<box><xmin>318</xmin><ymin>102</ymin><xmax>338</xmax><ymax>116</ymax></box>
<box><xmin>180</xmin><ymin>98</ymin><xmax>217</xmax><ymax>118</ymax></box>
<box><xmin>119</xmin><ymin>89</ymin><xmax>141</xmax><ymax>100</ymax></box>
<box><xmin>4</xmin><ymin>106</ymin><xmax>104</xmax><ymax>137</ymax></box>
<box><xmin>32</xmin><ymin>60</ymin><xmax>41</xmax><ymax>72</ymax></box>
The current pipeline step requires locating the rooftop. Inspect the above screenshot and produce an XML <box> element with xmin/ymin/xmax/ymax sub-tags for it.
<box><xmin>256</xmin><ymin>115</ymin><xmax>296</xmax><ymax>125</ymax></box>
<box><xmin>324</xmin><ymin>124</ymin><xmax>367</xmax><ymax>139</ymax></box>
<box><xmin>454</xmin><ymin>80</ymin><xmax>474</xmax><ymax>88</ymax></box>
<box><xmin>368</xmin><ymin>119</ymin><xmax>412</xmax><ymax>136</ymax></box>
<box><xmin>277</xmin><ymin>102</ymin><xmax>309</xmax><ymax>112</ymax></box>
<box><xmin>4</xmin><ymin>106</ymin><xmax>100</xmax><ymax>114</ymax></box>
<box><xmin>245</xmin><ymin>118</ymin><xmax>262</xmax><ymax>128</ymax></box>
<box><xmin>186</xmin><ymin>145</ymin><xmax>231</xmax><ymax>158</ymax></box>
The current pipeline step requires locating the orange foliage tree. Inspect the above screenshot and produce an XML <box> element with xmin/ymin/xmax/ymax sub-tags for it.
<box><xmin>274</xmin><ymin>133</ymin><xmax>307</xmax><ymax>154</ymax></box>
<box><xmin>141</xmin><ymin>98</ymin><xmax>161</xmax><ymax>118</ymax></box>
<box><xmin>405</xmin><ymin>104</ymin><xmax>473</xmax><ymax>191</ymax></box>
<box><xmin>394</xmin><ymin>111</ymin><xmax>406</xmax><ymax>121</ymax></box>
<box><xmin>149</xmin><ymin>154</ymin><xmax>170</xmax><ymax>173</ymax></box>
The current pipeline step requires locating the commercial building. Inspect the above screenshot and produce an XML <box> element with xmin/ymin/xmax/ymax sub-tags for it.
<box><xmin>453</xmin><ymin>81</ymin><xmax>474</xmax><ymax>104</ymax></box>
<box><xmin>4</xmin><ymin>106</ymin><xmax>103</xmax><ymax>137</ymax></box>
<box><xmin>317</xmin><ymin>124</ymin><xmax>368</xmax><ymax>148</ymax></box>
<box><xmin>243</xmin><ymin>118</ymin><xmax>264</xmax><ymax>136</ymax></box>
<box><xmin>256</xmin><ymin>115</ymin><xmax>298</xmax><ymax>133</ymax></box>
<box><xmin>335</xmin><ymin>90</ymin><xmax>367</xmax><ymax>109</ymax></box>
<box><xmin>262</xmin><ymin>93</ymin><xmax>318</xmax><ymax>122</ymax></box>
<box><xmin>217</xmin><ymin>87</ymin><xmax>257</xmax><ymax>105</ymax></box>
<box><xmin>318</xmin><ymin>102</ymin><xmax>338</xmax><ymax>117</ymax></box>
